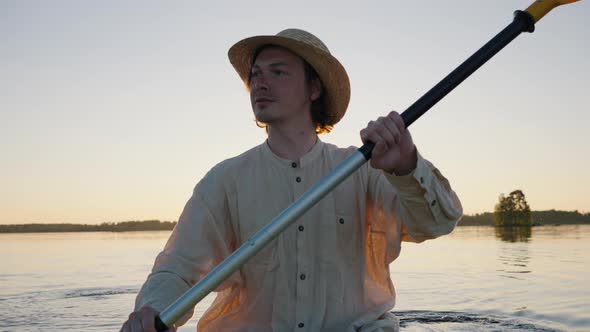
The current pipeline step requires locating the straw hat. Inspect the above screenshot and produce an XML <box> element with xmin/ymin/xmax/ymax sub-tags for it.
<box><xmin>228</xmin><ymin>28</ymin><xmax>351</xmax><ymax>125</ymax></box>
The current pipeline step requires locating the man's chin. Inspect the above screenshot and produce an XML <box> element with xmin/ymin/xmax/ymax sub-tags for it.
<box><xmin>254</xmin><ymin>111</ymin><xmax>274</xmax><ymax>124</ymax></box>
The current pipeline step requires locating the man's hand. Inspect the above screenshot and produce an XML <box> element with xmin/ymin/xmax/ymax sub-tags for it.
<box><xmin>360</xmin><ymin>110</ymin><xmax>417</xmax><ymax>175</ymax></box>
<box><xmin>120</xmin><ymin>306</ymin><xmax>176</xmax><ymax>332</ymax></box>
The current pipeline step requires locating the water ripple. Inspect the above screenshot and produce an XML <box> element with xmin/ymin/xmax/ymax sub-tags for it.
<box><xmin>396</xmin><ymin>310</ymin><xmax>561</xmax><ymax>331</ymax></box>
<box><xmin>64</xmin><ymin>287</ymin><xmax>137</xmax><ymax>298</ymax></box>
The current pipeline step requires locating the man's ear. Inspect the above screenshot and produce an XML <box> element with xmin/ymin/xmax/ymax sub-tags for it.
<box><xmin>310</xmin><ymin>78</ymin><xmax>322</xmax><ymax>102</ymax></box>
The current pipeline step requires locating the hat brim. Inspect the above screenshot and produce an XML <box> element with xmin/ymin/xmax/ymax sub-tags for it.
<box><xmin>228</xmin><ymin>35</ymin><xmax>350</xmax><ymax>125</ymax></box>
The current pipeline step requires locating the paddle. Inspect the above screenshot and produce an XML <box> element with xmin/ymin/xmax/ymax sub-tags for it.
<box><xmin>154</xmin><ymin>1</ymin><xmax>579</xmax><ymax>330</ymax></box>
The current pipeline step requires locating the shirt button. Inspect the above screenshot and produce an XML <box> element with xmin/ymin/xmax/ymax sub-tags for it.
<box><xmin>420</xmin><ymin>176</ymin><xmax>424</xmax><ymax>184</ymax></box>
<box><xmin>296</xmin><ymin>177</ymin><xmax>302</xmax><ymax>183</ymax></box>
<box><xmin>298</xmin><ymin>323</ymin><xmax>304</xmax><ymax>328</ymax></box>
<box><xmin>291</xmin><ymin>162</ymin><xmax>297</xmax><ymax>168</ymax></box>
<box><xmin>339</xmin><ymin>218</ymin><xmax>345</xmax><ymax>224</ymax></box>
<box><xmin>300</xmin><ymin>274</ymin><xmax>306</xmax><ymax>280</ymax></box>
<box><xmin>431</xmin><ymin>199</ymin><xmax>437</xmax><ymax>206</ymax></box>
<box><xmin>298</xmin><ymin>225</ymin><xmax>304</xmax><ymax>232</ymax></box>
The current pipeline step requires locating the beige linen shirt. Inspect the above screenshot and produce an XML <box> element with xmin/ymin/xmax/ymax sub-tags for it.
<box><xmin>135</xmin><ymin>139</ymin><xmax>462</xmax><ymax>331</ymax></box>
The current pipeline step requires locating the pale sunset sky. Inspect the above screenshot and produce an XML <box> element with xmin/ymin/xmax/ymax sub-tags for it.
<box><xmin>1</xmin><ymin>0</ymin><xmax>588</xmax><ymax>224</ymax></box>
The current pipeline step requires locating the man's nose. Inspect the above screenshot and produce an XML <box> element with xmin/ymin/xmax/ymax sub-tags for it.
<box><xmin>251</xmin><ymin>74</ymin><xmax>269</xmax><ymax>91</ymax></box>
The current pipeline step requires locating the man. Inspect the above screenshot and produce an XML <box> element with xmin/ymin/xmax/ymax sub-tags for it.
<box><xmin>121</xmin><ymin>28</ymin><xmax>462</xmax><ymax>332</ymax></box>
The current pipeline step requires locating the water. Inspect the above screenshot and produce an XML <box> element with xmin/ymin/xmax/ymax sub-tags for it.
<box><xmin>1</xmin><ymin>225</ymin><xmax>588</xmax><ymax>331</ymax></box>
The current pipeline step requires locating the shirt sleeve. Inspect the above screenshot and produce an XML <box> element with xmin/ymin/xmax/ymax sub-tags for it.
<box><xmin>134</xmin><ymin>165</ymin><xmax>239</xmax><ymax>325</ymax></box>
<box><xmin>378</xmin><ymin>150</ymin><xmax>463</xmax><ymax>243</ymax></box>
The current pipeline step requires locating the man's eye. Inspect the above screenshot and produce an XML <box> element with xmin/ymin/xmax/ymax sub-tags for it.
<box><xmin>273</xmin><ymin>70</ymin><xmax>285</xmax><ymax>76</ymax></box>
<box><xmin>250</xmin><ymin>71</ymin><xmax>260</xmax><ymax>78</ymax></box>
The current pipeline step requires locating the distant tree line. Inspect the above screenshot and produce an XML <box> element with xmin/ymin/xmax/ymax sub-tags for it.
<box><xmin>531</xmin><ymin>210</ymin><xmax>590</xmax><ymax>225</ymax></box>
<box><xmin>0</xmin><ymin>220</ymin><xmax>177</xmax><ymax>233</ymax></box>
<box><xmin>460</xmin><ymin>210</ymin><xmax>590</xmax><ymax>226</ymax></box>
<box><xmin>459</xmin><ymin>212</ymin><xmax>494</xmax><ymax>226</ymax></box>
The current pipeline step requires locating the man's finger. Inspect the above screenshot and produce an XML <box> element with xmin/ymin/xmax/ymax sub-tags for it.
<box><xmin>120</xmin><ymin>321</ymin><xmax>129</xmax><ymax>332</ymax></box>
<box><xmin>130</xmin><ymin>315</ymin><xmax>143</xmax><ymax>332</ymax></box>
<box><xmin>380</xmin><ymin>116</ymin><xmax>401</xmax><ymax>145</ymax></box>
<box><xmin>138</xmin><ymin>306</ymin><xmax>158</xmax><ymax>332</ymax></box>
<box><xmin>372</xmin><ymin>119</ymin><xmax>396</xmax><ymax>148</ymax></box>
<box><xmin>388</xmin><ymin>111</ymin><xmax>406</xmax><ymax>133</ymax></box>
<box><xmin>360</xmin><ymin>126</ymin><xmax>387</xmax><ymax>155</ymax></box>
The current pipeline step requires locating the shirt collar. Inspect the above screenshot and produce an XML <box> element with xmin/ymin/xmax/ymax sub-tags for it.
<box><xmin>261</xmin><ymin>138</ymin><xmax>325</xmax><ymax>169</ymax></box>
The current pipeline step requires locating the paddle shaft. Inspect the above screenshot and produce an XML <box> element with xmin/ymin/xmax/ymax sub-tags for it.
<box><xmin>155</xmin><ymin>10</ymin><xmax>536</xmax><ymax>332</ymax></box>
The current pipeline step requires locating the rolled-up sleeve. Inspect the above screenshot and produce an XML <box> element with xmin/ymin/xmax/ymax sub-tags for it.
<box><xmin>382</xmin><ymin>151</ymin><xmax>463</xmax><ymax>242</ymax></box>
<box><xmin>134</xmin><ymin>165</ymin><xmax>239</xmax><ymax>325</ymax></box>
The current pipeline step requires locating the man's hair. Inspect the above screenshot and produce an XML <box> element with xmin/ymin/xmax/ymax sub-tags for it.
<box><xmin>248</xmin><ymin>45</ymin><xmax>335</xmax><ymax>134</ymax></box>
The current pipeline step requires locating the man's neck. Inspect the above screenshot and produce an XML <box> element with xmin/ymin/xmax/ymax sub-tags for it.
<box><xmin>267</xmin><ymin>124</ymin><xmax>318</xmax><ymax>161</ymax></box>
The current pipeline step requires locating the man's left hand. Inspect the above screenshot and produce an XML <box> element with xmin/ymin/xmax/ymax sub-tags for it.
<box><xmin>360</xmin><ymin>110</ymin><xmax>417</xmax><ymax>175</ymax></box>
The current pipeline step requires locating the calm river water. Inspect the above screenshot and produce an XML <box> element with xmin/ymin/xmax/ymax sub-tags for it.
<box><xmin>1</xmin><ymin>225</ymin><xmax>588</xmax><ymax>331</ymax></box>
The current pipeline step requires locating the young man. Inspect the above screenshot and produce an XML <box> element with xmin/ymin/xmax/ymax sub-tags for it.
<box><xmin>121</xmin><ymin>29</ymin><xmax>462</xmax><ymax>332</ymax></box>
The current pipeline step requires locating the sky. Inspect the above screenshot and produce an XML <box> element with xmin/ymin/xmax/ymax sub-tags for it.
<box><xmin>1</xmin><ymin>0</ymin><xmax>588</xmax><ymax>224</ymax></box>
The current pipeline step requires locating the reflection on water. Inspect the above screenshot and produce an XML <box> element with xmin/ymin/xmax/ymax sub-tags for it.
<box><xmin>495</xmin><ymin>225</ymin><xmax>532</xmax><ymax>242</ymax></box>
<box><xmin>497</xmin><ymin>240</ymin><xmax>531</xmax><ymax>280</ymax></box>
<box><xmin>494</xmin><ymin>226</ymin><xmax>533</xmax><ymax>280</ymax></box>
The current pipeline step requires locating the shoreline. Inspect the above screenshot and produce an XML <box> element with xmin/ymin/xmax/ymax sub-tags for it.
<box><xmin>0</xmin><ymin>220</ymin><xmax>177</xmax><ymax>234</ymax></box>
<box><xmin>1</xmin><ymin>210</ymin><xmax>589</xmax><ymax>233</ymax></box>
<box><xmin>1</xmin><ymin>223</ymin><xmax>589</xmax><ymax>234</ymax></box>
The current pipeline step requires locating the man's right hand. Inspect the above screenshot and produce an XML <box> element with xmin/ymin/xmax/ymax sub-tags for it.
<box><xmin>120</xmin><ymin>306</ymin><xmax>176</xmax><ymax>332</ymax></box>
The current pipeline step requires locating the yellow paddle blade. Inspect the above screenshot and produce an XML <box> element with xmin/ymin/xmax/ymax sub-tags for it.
<box><xmin>525</xmin><ymin>0</ymin><xmax>581</xmax><ymax>23</ymax></box>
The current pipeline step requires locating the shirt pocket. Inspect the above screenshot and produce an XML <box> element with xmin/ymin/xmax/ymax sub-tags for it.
<box><xmin>318</xmin><ymin>213</ymin><xmax>360</xmax><ymax>264</ymax></box>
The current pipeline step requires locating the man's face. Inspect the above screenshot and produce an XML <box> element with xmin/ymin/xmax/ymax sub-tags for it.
<box><xmin>249</xmin><ymin>47</ymin><xmax>319</xmax><ymax>127</ymax></box>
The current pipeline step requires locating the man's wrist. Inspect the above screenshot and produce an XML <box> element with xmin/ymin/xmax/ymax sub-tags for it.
<box><xmin>390</xmin><ymin>147</ymin><xmax>418</xmax><ymax>176</ymax></box>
